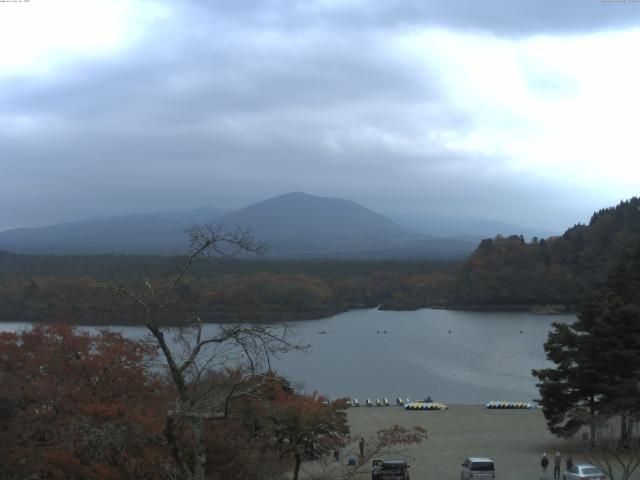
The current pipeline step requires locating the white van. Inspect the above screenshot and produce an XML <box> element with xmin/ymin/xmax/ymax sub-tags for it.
<box><xmin>461</xmin><ymin>457</ymin><xmax>495</xmax><ymax>480</ymax></box>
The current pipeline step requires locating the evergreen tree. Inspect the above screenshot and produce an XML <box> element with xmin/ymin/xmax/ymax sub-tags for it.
<box><xmin>588</xmin><ymin>248</ymin><xmax>640</xmax><ymax>441</ymax></box>
<box><xmin>533</xmin><ymin>317</ymin><xmax>603</xmax><ymax>439</ymax></box>
<box><xmin>533</xmin><ymin>247</ymin><xmax>640</xmax><ymax>442</ymax></box>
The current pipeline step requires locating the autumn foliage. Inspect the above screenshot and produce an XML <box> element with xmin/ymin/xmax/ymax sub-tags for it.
<box><xmin>0</xmin><ymin>325</ymin><xmax>169</xmax><ymax>479</ymax></box>
<box><xmin>257</xmin><ymin>378</ymin><xmax>349</xmax><ymax>480</ymax></box>
<box><xmin>0</xmin><ymin>326</ymin><xmax>351</xmax><ymax>480</ymax></box>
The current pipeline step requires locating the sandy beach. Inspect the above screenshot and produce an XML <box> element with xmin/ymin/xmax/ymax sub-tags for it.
<box><xmin>337</xmin><ymin>405</ymin><xmax>590</xmax><ymax>480</ymax></box>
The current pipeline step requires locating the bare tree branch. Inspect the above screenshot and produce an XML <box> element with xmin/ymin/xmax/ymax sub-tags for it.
<box><xmin>586</xmin><ymin>413</ymin><xmax>640</xmax><ymax>480</ymax></box>
<box><xmin>96</xmin><ymin>224</ymin><xmax>296</xmax><ymax>480</ymax></box>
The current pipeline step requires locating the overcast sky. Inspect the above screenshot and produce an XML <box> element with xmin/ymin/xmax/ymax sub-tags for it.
<box><xmin>1</xmin><ymin>0</ymin><xmax>639</xmax><ymax>232</ymax></box>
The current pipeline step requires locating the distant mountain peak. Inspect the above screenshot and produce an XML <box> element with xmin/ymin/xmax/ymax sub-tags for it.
<box><xmin>263</xmin><ymin>191</ymin><xmax>346</xmax><ymax>203</ymax></box>
<box><xmin>0</xmin><ymin>193</ymin><xmax>478</xmax><ymax>259</ymax></box>
<box><xmin>217</xmin><ymin>192</ymin><xmax>409</xmax><ymax>241</ymax></box>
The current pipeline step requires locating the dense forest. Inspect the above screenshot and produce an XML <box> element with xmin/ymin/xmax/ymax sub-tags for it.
<box><xmin>442</xmin><ymin>197</ymin><xmax>640</xmax><ymax>310</ymax></box>
<box><xmin>0</xmin><ymin>253</ymin><xmax>454</xmax><ymax>324</ymax></box>
<box><xmin>0</xmin><ymin>197</ymin><xmax>638</xmax><ymax>324</ymax></box>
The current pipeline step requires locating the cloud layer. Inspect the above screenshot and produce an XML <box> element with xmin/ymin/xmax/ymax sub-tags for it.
<box><xmin>1</xmin><ymin>0</ymin><xmax>639</xmax><ymax>231</ymax></box>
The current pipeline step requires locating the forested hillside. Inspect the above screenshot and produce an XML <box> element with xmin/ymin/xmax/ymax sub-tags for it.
<box><xmin>443</xmin><ymin>197</ymin><xmax>640</xmax><ymax>309</ymax></box>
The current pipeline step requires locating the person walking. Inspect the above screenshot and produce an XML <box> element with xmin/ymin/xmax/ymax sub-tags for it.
<box><xmin>554</xmin><ymin>452</ymin><xmax>561</xmax><ymax>479</ymax></box>
<box><xmin>541</xmin><ymin>453</ymin><xmax>549</xmax><ymax>480</ymax></box>
<box><xmin>359</xmin><ymin>437</ymin><xmax>365</xmax><ymax>458</ymax></box>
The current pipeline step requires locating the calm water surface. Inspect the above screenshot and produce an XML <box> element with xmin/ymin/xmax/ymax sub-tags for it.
<box><xmin>0</xmin><ymin>308</ymin><xmax>574</xmax><ymax>404</ymax></box>
<box><xmin>274</xmin><ymin>308</ymin><xmax>573</xmax><ymax>404</ymax></box>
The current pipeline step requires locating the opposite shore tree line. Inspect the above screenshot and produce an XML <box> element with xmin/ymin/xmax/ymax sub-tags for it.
<box><xmin>1</xmin><ymin>197</ymin><xmax>638</xmax><ymax>326</ymax></box>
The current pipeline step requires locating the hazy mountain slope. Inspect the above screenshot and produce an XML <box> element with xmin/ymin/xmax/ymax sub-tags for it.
<box><xmin>218</xmin><ymin>192</ymin><xmax>409</xmax><ymax>239</ymax></box>
<box><xmin>0</xmin><ymin>207</ymin><xmax>225</xmax><ymax>254</ymax></box>
<box><xmin>215</xmin><ymin>192</ymin><xmax>476</xmax><ymax>258</ymax></box>
<box><xmin>389</xmin><ymin>213</ymin><xmax>556</xmax><ymax>239</ymax></box>
<box><xmin>0</xmin><ymin>193</ymin><xmax>478</xmax><ymax>258</ymax></box>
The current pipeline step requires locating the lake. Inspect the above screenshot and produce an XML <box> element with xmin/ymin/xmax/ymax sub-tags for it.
<box><xmin>0</xmin><ymin>308</ymin><xmax>573</xmax><ymax>404</ymax></box>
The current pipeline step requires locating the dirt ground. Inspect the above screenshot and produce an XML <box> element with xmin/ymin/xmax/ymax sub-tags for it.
<box><xmin>323</xmin><ymin>405</ymin><xmax>591</xmax><ymax>480</ymax></box>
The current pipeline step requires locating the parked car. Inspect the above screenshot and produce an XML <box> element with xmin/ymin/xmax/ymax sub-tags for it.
<box><xmin>371</xmin><ymin>459</ymin><xmax>410</xmax><ymax>480</ymax></box>
<box><xmin>372</xmin><ymin>459</ymin><xmax>383</xmax><ymax>479</ymax></box>
<box><xmin>565</xmin><ymin>464</ymin><xmax>608</xmax><ymax>480</ymax></box>
<box><xmin>461</xmin><ymin>457</ymin><xmax>495</xmax><ymax>480</ymax></box>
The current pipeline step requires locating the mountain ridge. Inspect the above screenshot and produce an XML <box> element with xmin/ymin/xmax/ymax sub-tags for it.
<box><xmin>217</xmin><ymin>192</ymin><xmax>411</xmax><ymax>240</ymax></box>
<box><xmin>0</xmin><ymin>192</ymin><xmax>486</xmax><ymax>258</ymax></box>
<box><xmin>0</xmin><ymin>207</ymin><xmax>226</xmax><ymax>255</ymax></box>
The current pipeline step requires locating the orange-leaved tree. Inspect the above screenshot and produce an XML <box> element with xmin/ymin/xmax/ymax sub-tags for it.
<box><xmin>0</xmin><ymin>324</ymin><xmax>169</xmax><ymax>479</ymax></box>
<box><xmin>252</xmin><ymin>377</ymin><xmax>349</xmax><ymax>480</ymax></box>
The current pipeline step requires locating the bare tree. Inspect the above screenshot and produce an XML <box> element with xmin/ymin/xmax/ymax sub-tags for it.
<box><xmin>302</xmin><ymin>425</ymin><xmax>427</xmax><ymax>480</ymax></box>
<box><xmin>102</xmin><ymin>224</ymin><xmax>302</xmax><ymax>480</ymax></box>
<box><xmin>585</xmin><ymin>413</ymin><xmax>640</xmax><ymax>480</ymax></box>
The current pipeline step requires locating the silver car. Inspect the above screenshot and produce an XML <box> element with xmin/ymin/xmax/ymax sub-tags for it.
<box><xmin>565</xmin><ymin>464</ymin><xmax>608</xmax><ymax>480</ymax></box>
<box><xmin>461</xmin><ymin>457</ymin><xmax>495</xmax><ymax>480</ymax></box>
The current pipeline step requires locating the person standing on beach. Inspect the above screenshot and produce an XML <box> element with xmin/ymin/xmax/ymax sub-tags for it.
<box><xmin>359</xmin><ymin>437</ymin><xmax>365</xmax><ymax>458</ymax></box>
<box><xmin>541</xmin><ymin>453</ymin><xmax>549</xmax><ymax>480</ymax></box>
<box><xmin>554</xmin><ymin>452</ymin><xmax>561</xmax><ymax>479</ymax></box>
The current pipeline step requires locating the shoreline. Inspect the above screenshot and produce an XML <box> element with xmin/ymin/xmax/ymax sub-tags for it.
<box><xmin>0</xmin><ymin>304</ymin><xmax>576</xmax><ymax>328</ymax></box>
<box><xmin>381</xmin><ymin>303</ymin><xmax>575</xmax><ymax>315</ymax></box>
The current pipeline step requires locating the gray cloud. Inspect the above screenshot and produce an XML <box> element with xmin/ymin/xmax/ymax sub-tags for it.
<box><xmin>0</xmin><ymin>0</ymin><xmax>626</xmax><ymax>232</ymax></box>
<box><xmin>190</xmin><ymin>0</ymin><xmax>640</xmax><ymax>35</ymax></box>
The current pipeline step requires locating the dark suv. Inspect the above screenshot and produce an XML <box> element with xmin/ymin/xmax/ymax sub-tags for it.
<box><xmin>372</xmin><ymin>459</ymin><xmax>410</xmax><ymax>480</ymax></box>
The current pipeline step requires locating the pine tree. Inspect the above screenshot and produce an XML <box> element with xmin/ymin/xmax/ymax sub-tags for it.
<box><xmin>533</xmin><ymin>247</ymin><xmax>640</xmax><ymax>442</ymax></box>
<box><xmin>533</xmin><ymin>317</ymin><xmax>603</xmax><ymax>439</ymax></box>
